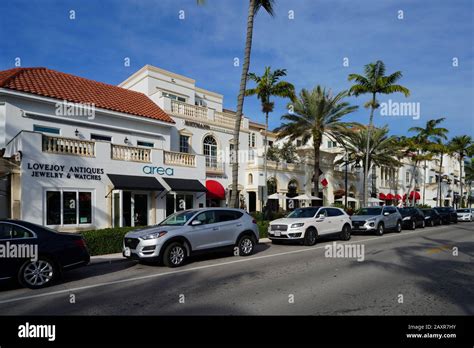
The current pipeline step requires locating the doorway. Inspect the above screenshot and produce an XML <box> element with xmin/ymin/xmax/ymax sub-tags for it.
<box><xmin>112</xmin><ymin>190</ymin><xmax>149</xmax><ymax>227</ymax></box>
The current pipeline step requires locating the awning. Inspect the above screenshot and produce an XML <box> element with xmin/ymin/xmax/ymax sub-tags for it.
<box><xmin>107</xmin><ymin>174</ymin><xmax>165</xmax><ymax>191</ymax></box>
<box><xmin>379</xmin><ymin>193</ymin><xmax>386</xmax><ymax>200</ymax></box>
<box><xmin>206</xmin><ymin>180</ymin><xmax>225</xmax><ymax>199</ymax></box>
<box><xmin>163</xmin><ymin>178</ymin><xmax>207</xmax><ymax>192</ymax></box>
<box><xmin>386</xmin><ymin>193</ymin><xmax>394</xmax><ymax>200</ymax></box>
<box><xmin>403</xmin><ymin>191</ymin><xmax>421</xmax><ymax>200</ymax></box>
<box><xmin>395</xmin><ymin>194</ymin><xmax>402</xmax><ymax>200</ymax></box>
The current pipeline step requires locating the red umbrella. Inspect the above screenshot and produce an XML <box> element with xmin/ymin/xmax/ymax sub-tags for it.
<box><xmin>386</xmin><ymin>193</ymin><xmax>394</xmax><ymax>200</ymax></box>
<box><xmin>379</xmin><ymin>193</ymin><xmax>386</xmax><ymax>200</ymax></box>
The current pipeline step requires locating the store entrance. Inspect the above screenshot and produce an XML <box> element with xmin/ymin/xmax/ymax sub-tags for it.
<box><xmin>112</xmin><ymin>190</ymin><xmax>149</xmax><ymax>227</ymax></box>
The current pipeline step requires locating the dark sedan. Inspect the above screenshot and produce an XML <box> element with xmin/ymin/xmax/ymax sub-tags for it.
<box><xmin>433</xmin><ymin>207</ymin><xmax>458</xmax><ymax>224</ymax></box>
<box><xmin>0</xmin><ymin>220</ymin><xmax>90</xmax><ymax>289</ymax></box>
<box><xmin>398</xmin><ymin>207</ymin><xmax>426</xmax><ymax>229</ymax></box>
<box><xmin>421</xmin><ymin>208</ymin><xmax>442</xmax><ymax>226</ymax></box>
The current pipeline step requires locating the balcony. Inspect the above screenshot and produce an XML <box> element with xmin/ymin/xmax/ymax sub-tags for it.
<box><xmin>205</xmin><ymin>159</ymin><xmax>225</xmax><ymax>175</ymax></box>
<box><xmin>111</xmin><ymin>144</ymin><xmax>151</xmax><ymax>163</ymax></box>
<box><xmin>164</xmin><ymin>151</ymin><xmax>196</xmax><ymax>167</ymax></box>
<box><xmin>170</xmin><ymin>100</ymin><xmax>207</xmax><ymax>121</ymax></box>
<box><xmin>214</xmin><ymin>111</ymin><xmax>236</xmax><ymax>128</ymax></box>
<box><xmin>42</xmin><ymin>135</ymin><xmax>95</xmax><ymax>157</ymax></box>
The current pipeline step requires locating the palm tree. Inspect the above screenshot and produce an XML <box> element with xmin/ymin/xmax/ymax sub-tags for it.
<box><xmin>430</xmin><ymin>139</ymin><xmax>452</xmax><ymax>207</ymax></box>
<box><xmin>275</xmin><ymin>86</ymin><xmax>358</xmax><ymax>201</ymax></box>
<box><xmin>449</xmin><ymin>135</ymin><xmax>473</xmax><ymax>208</ymax></box>
<box><xmin>464</xmin><ymin>158</ymin><xmax>474</xmax><ymax>208</ymax></box>
<box><xmin>335</xmin><ymin>125</ymin><xmax>402</xmax><ymax>201</ymax></box>
<box><xmin>245</xmin><ymin>67</ymin><xmax>296</xmax><ymax>205</ymax></box>
<box><xmin>348</xmin><ymin>61</ymin><xmax>410</xmax><ymax>206</ymax></box>
<box><xmin>408</xmin><ymin>118</ymin><xmax>449</xmax><ymax>205</ymax></box>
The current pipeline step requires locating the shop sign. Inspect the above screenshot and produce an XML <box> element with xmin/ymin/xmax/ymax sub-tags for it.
<box><xmin>26</xmin><ymin>162</ymin><xmax>104</xmax><ymax>180</ymax></box>
<box><xmin>142</xmin><ymin>166</ymin><xmax>174</xmax><ymax>176</ymax></box>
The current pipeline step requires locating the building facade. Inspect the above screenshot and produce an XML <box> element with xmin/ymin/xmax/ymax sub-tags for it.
<box><xmin>0</xmin><ymin>65</ymin><xmax>466</xmax><ymax>232</ymax></box>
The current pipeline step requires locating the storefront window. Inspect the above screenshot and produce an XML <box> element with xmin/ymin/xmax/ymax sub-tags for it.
<box><xmin>45</xmin><ymin>190</ymin><xmax>93</xmax><ymax>226</ymax></box>
<box><xmin>46</xmin><ymin>191</ymin><xmax>61</xmax><ymax>225</ymax></box>
<box><xmin>166</xmin><ymin>193</ymin><xmax>194</xmax><ymax>217</ymax></box>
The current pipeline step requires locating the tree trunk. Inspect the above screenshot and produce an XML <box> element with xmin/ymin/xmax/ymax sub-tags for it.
<box><xmin>459</xmin><ymin>157</ymin><xmax>463</xmax><ymax>208</ymax></box>
<box><xmin>313</xmin><ymin>135</ymin><xmax>321</xmax><ymax>201</ymax></box>
<box><xmin>363</xmin><ymin>93</ymin><xmax>376</xmax><ymax>207</ymax></box>
<box><xmin>438</xmin><ymin>154</ymin><xmax>444</xmax><ymax>206</ymax></box>
<box><xmin>263</xmin><ymin>111</ymin><xmax>269</xmax><ymax>207</ymax></box>
<box><xmin>422</xmin><ymin>160</ymin><xmax>427</xmax><ymax>205</ymax></box>
<box><xmin>230</xmin><ymin>0</ymin><xmax>255</xmax><ymax>208</ymax></box>
<box><xmin>407</xmin><ymin>160</ymin><xmax>418</xmax><ymax>206</ymax></box>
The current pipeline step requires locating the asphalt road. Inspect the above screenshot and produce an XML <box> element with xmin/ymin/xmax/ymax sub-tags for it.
<box><xmin>0</xmin><ymin>222</ymin><xmax>472</xmax><ymax>315</ymax></box>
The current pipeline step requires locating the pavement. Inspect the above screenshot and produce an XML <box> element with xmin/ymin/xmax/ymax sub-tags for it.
<box><xmin>0</xmin><ymin>223</ymin><xmax>472</xmax><ymax>315</ymax></box>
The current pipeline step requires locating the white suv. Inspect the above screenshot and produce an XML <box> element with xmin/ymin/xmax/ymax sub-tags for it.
<box><xmin>268</xmin><ymin>207</ymin><xmax>352</xmax><ymax>246</ymax></box>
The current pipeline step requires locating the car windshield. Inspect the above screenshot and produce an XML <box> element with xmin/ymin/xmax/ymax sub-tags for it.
<box><xmin>399</xmin><ymin>208</ymin><xmax>416</xmax><ymax>216</ymax></box>
<box><xmin>457</xmin><ymin>209</ymin><xmax>470</xmax><ymax>213</ymax></box>
<box><xmin>286</xmin><ymin>208</ymin><xmax>319</xmax><ymax>218</ymax></box>
<box><xmin>159</xmin><ymin>210</ymin><xmax>197</xmax><ymax>226</ymax></box>
<box><xmin>355</xmin><ymin>208</ymin><xmax>382</xmax><ymax>216</ymax></box>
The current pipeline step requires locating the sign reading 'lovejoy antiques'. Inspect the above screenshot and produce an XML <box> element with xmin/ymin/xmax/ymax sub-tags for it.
<box><xmin>27</xmin><ymin>163</ymin><xmax>104</xmax><ymax>180</ymax></box>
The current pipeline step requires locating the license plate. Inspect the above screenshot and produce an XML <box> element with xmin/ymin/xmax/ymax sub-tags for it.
<box><xmin>124</xmin><ymin>247</ymin><xmax>131</xmax><ymax>257</ymax></box>
<box><xmin>274</xmin><ymin>231</ymin><xmax>281</xmax><ymax>236</ymax></box>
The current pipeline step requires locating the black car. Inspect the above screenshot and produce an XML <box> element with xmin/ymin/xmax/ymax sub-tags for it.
<box><xmin>421</xmin><ymin>209</ymin><xmax>442</xmax><ymax>226</ymax></box>
<box><xmin>0</xmin><ymin>220</ymin><xmax>90</xmax><ymax>289</ymax></box>
<box><xmin>433</xmin><ymin>207</ymin><xmax>458</xmax><ymax>224</ymax></box>
<box><xmin>398</xmin><ymin>207</ymin><xmax>426</xmax><ymax>229</ymax></box>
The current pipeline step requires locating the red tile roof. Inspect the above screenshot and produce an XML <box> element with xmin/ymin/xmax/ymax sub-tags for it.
<box><xmin>0</xmin><ymin>67</ymin><xmax>174</xmax><ymax>124</ymax></box>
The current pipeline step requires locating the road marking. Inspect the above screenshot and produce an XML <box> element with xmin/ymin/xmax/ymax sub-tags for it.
<box><xmin>426</xmin><ymin>245</ymin><xmax>452</xmax><ymax>255</ymax></box>
<box><xmin>0</xmin><ymin>225</ymin><xmax>466</xmax><ymax>305</ymax></box>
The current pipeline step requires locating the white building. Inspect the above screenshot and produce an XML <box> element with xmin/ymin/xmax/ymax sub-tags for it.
<box><xmin>0</xmin><ymin>65</ymin><xmax>466</xmax><ymax>231</ymax></box>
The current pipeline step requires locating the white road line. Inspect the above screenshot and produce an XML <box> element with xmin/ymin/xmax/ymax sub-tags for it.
<box><xmin>0</xmin><ymin>225</ymin><xmax>465</xmax><ymax>305</ymax></box>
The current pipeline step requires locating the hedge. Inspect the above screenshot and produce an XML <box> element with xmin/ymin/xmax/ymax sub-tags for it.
<box><xmin>81</xmin><ymin>226</ymin><xmax>143</xmax><ymax>256</ymax></box>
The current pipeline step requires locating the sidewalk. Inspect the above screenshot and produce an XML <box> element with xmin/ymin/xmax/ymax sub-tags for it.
<box><xmin>89</xmin><ymin>237</ymin><xmax>272</xmax><ymax>265</ymax></box>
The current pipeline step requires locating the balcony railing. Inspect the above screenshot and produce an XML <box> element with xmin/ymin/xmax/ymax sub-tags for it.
<box><xmin>214</xmin><ymin>111</ymin><xmax>236</xmax><ymax>128</ymax></box>
<box><xmin>111</xmin><ymin>144</ymin><xmax>151</xmax><ymax>163</ymax></box>
<box><xmin>170</xmin><ymin>100</ymin><xmax>207</xmax><ymax>121</ymax></box>
<box><xmin>42</xmin><ymin>135</ymin><xmax>95</xmax><ymax>157</ymax></box>
<box><xmin>164</xmin><ymin>151</ymin><xmax>196</xmax><ymax>167</ymax></box>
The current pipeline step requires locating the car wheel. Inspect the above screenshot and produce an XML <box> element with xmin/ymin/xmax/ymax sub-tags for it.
<box><xmin>395</xmin><ymin>220</ymin><xmax>402</xmax><ymax>233</ymax></box>
<box><xmin>375</xmin><ymin>223</ymin><xmax>384</xmax><ymax>236</ymax></box>
<box><xmin>237</xmin><ymin>235</ymin><xmax>255</xmax><ymax>256</ymax></box>
<box><xmin>411</xmin><ymin>220</ymin><xmax>416</xmax><ymax>230</ymax></box>
<box><xmin>430</xmin><ymin>220</ymin><xmax>434</xmax><ymax>227</ymax></box>
<box><xmin>340</xmin><ymin>224</ymin><xmax>351</xmax><ymax>241</ymax></box>
<box><xmin>18</xmin><ymin>257</ymin><xmax>57</xmax><ymax>289</ymax></box>
<box><xmin>163</xmin><ymin>242</ymin><xmax>187</xmax><ymax>268</ymax></box>
<box><xmin>304</xmin><ymin>228</ymin><xmax>318</xmax><ymax>246</ymax></box>
<box><xmin>421</xmin><ymin>220</ymin><xmax>426</xmax><ymax>228</ymax></box>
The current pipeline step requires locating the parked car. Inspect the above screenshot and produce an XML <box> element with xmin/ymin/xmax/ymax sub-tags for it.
<box><xmin>0</xmin><ymin>219</ymin><xmax>90</xmax><ymax>289</ymax></box>
<box><xmin>268</xmin><ymin>207</ymin><xmax>351</xmax><ymax>245</ymax></box>
<box><xmin>351</xmin><ymin>206</ymin><xmax>402</xmax><ymax>236</ymax></box>
<box><xmin>421</xmin><ymin>208</ymin><xmax>442</xmax><ymax>226</ymax></box>
<box><xmin>123</xmin><ymin>208</ymin><xmax>258</xmax><ymax>267</ymax></box>
<box><xmin>433</xmin><ymin>207</ymin><xmax>458</xmax><ymax>224</ymax></box>
<box><xmin>456</xmin><ymin>208</ymin><xmax>473</xmax><ymax>222</ymax></box>
<box><xmin>398</xmin><ymin>207</ymin><xmax>426</xmax><ymax>229</ymax></box>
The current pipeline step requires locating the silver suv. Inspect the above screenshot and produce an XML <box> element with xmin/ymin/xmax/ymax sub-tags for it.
<box><xmin>123</xmin><ymin>208</ymin><xmax>259</xmax><ymax>267</ymax></box>
<box><xmin>350</xmin><ymin>206</ymin><xmax>402</xmax><ymax>236</ymax></box>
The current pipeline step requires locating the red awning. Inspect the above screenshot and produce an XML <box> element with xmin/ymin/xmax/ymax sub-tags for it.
<box><xmin>206</xmin><ymin>180</ymin><xmax>225</xmax><ymax>200</ymax></box>
<box><xmin>379</xmin><ymin>193</ymin><xmax>386</xmax><ymax>200</ymax></box>
<box><xmin>395</xmin><ymin>194</ymin><xmax>402</xmax><ymax>200</ymax></box>
<box><xmin>403</xmin><ymin>191</ymin><xmax>421</xmax><ymax>200</ymax></box>
<box><xmin>386</xmin><ymin>193</ymin><xmax>394</xmax><ymax>200</ymax></box>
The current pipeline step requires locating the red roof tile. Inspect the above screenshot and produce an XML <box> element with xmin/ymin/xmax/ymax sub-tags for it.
<box><xmin>0</xmin><ymin>67</ymin><xmax>174</xmax><ymax>124</ymax></box>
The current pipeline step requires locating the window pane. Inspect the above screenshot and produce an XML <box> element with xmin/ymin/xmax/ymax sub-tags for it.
<box><xmin>63</xmin><ymin>191</ymin><xmax>77</xmax><ymax>225</ymax></box>
<box><xmin>79</xmin><ymin>192</ymin><xmax>92</xmax><ymax>224</ymax></box>
<box><xmin>11</xmin><ymin>225</ymin><xmax>33</xmax><ymax>239</ymax></box>
<box><xmin>176</xmin><ymin>194</ymin><xmax>185</xmax><ymax>211</ymax></box>
<box><xmin>46</xmin><ymin>191</ymin><xmax>61</xmax><ymax>225</ymax></box>
<box><xmin>166</xmin><ymin>194</ymin><xmax>175</xmax><ymax>216</ymax></box>
<box><xmin>185</xmin><ymin>195</ymin><xmax>193</xmax><ymax>210</ymax></box>
<box><xmin>33</xmin><ymin>125</ymin><xmax>60</xmax><ymax>134</ymax></box>
<box><xmin>0</xmin><ymin>224</ymin><xmax>10</xmax><ymax>239</ymax></box>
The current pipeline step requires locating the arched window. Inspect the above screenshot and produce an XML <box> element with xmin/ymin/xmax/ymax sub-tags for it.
<box><xmin>248</xmin><ymin>173</ymin><xmax>253</xmax><ymax>185</ymax></box>
<box><xmin>203</xmin><ymin>135</ymin><xmax>218</xmax><ymax>168</ymax></box>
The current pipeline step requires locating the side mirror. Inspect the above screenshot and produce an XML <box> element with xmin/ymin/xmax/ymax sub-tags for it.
<box><xmin>317</xmin><ymin>214</ymin><xmax>325</xmax><ymax>219</ymax></box>
<box><xmin>191</xmin><ymin>220</ymin><xmax>202</xmax><ymax>226</ymax></box>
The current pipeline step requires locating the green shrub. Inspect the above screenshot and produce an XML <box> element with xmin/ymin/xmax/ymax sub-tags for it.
<box><xmin>257</xmin><ymin>221</ymin><xmax>269</xmax><ymax>239</ymax></box>
<box><xmin>81</xmin><ymin>226</ymin><xmax>143</xmax><ymax>256</ymax></box>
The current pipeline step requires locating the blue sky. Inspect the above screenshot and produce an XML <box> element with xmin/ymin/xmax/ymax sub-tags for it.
<box><xmin>0</xmin><ymin>0</ymin><xmax>472</xmax><ymax>138</ymax></box>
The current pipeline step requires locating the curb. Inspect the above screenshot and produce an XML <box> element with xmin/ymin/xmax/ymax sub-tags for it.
<box><xmin>89</xmin><ymin>237</ymin><xmax>273</xmax><ymax>265</ymax></box>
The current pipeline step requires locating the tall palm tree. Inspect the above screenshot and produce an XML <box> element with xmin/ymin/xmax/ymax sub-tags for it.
<box><xmin>275</xmin><ymin>86</ymin><xmax>358</xmax><ymax>201</ymax></box>
<box><xmin>449</xmin><ymin>135</ymin><xmax>473</xmax><ymax>207</ymax></box>
<box><xmin>197</xmin><ymin>0</ymin><xmax>275</xmax><ymax>208</ymax></box>
<box><xmin>348</xmin><ymin>60</ymin><xmax>410</xmax><ymax>206</ymax></box>
<box><xmin>335</xmin><ymin>125</ymin><xmax>402</xmax><ymax>201</ymax></box>
<box><xmin>430</xmin><ymin>139</ymin><xmax>452</xmax><ymax>207</ymax></box>
<box><xmin>408</xmin><ymin>118</ymin><xmax>449</xmax><ymax>205</ymax></box>
<box><xmin>245</xmin><ymin>67</ymin><xmax>296</xmax><ymax>206</ymax></box>
<box><xmin>465</xmin><ymin>158</ymin><xmax>474</xmax><ymax>208</ymax></box>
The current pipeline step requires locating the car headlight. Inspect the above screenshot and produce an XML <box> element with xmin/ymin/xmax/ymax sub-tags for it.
<box><xmin>291</xmin><ymin>223</ymin><xmax>304</xmax><ymax>228</ymax></box>
<box><xmin>403</xmin><ymin>216</ymin><xmax>411</xmax><ymax>221</ymax></box>
<box><xmin>141</xmin><ymin>231</ymin><xmax>167</xmax><ymax>240</ymax></box>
